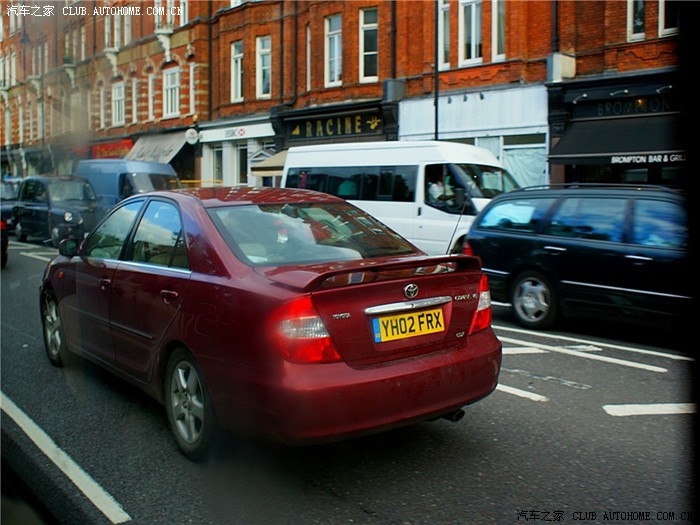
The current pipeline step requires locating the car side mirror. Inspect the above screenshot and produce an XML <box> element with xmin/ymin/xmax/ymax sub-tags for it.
<box><xmin>58</xmin><ymin>238</ymin><xmax>79</xmax><ymax>257</ymax></box>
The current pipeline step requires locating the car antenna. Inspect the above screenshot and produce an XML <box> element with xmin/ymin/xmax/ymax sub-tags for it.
<box><xmin>446</xmin><ymin>195</ymin><xmax>468</xmax><ymax>255</ymax></box>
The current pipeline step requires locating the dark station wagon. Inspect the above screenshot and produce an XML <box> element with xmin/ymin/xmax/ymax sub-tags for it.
<box><xmin>464</xmin><ymin>184</ymin><xmax>689</xmax><ymax>329</ymax></box>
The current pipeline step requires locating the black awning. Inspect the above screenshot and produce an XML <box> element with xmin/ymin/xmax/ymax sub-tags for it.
<box><xmin>548</xmin><ymin>114</ymin><xmax>684</xmax><ymax>165</ymax></box>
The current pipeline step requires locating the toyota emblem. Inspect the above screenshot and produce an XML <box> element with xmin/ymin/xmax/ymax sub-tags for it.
<box><xmin>404</xmin><ymin>284</ymin><xmax>419</xmax><ymax>299</ymax></box>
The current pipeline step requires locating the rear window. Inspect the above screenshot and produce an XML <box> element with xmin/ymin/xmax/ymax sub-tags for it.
<box><xmin>208</xmin><ymin>202</ymin><xmax>418</xmax><ymax>265</ymax></box>
<box><xmin>631</xmin><ymin>199</ymin><xmax>687</xmax><ymax>249</ymax></box>
<box><xmin>129</xmin><ymin>173</ymin><xmax>181</xmax><ymax>193</ymax></box>
<box><xmin>478</xmin><ymin>198</ymin><xmax>555</xmax><ymax>232</ymax></box>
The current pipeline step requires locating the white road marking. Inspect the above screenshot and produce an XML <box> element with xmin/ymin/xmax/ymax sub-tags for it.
<box><xmin>502</xmin><ymin>347</ymin><xmax>548</xmax><ymax>355</ymax></box>
<box><xmin>20</xmin><ymin>252</ymin><xmax>53</xmax><ymax>263</ymax></box>
<box><xmin>496</xmin><ymin>384</ymin><xmax>549</xmax><ymax>402</ymax></box>
<box><xmin>493</xmin><ymin>324</ymin><xmax>692</xmax><ymax>362</ymax></box>
<box><xmin>0</xmin><ymin>391</ymin><xmax>132</xmax><ymax>524</ymax></box>
<box><xmin>498</xmin><ymin>336</ymin><xmax>667</xmax><ymax>373</ymax></box>
<box><xmin>603</xmin><ymin>403</ymin><xmax>696</xmax><ymax>417</ymax></box>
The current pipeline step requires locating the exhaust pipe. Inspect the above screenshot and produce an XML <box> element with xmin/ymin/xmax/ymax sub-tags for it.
<box><xmin>441</xmin><ymin>409</ymin><xmax>465</xmax><ymax>423</ymax></box>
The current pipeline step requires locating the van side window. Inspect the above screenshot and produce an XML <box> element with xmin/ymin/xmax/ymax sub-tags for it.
<box><xmin>547</xmin><ymin>198</ymin><xmax>626</xmax><ymax>242</ymax></box>
<box><xmin>631</xmin><ymin>199</ymin><xmax>687</xmax><ymax>249</ymax></box>
<box><xmin>286</xmin><ymin>166</ymin><xmax>417</xmax><ymax>202</ymax></box>
<box><xmin>478</xmin><ymin>198</ymin><xmax>554</xmax><ymax>232</ymax></box>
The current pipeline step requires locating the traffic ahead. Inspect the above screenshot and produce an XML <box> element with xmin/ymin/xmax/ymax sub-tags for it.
<box><xmin>1</xmin><ymin>239</ymin><xmax>694</xmax><ymax>525</ymax></box>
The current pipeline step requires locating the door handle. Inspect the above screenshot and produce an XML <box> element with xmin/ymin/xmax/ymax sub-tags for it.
<box><xmin>160</xmin><ymin>290</ymin><xmax>179</xmax><ymax>304</ymax></box>
<box><xmin>544</xmin><ymin>245</ymin><xmax>567</xmax><ymax>253</ymax></box>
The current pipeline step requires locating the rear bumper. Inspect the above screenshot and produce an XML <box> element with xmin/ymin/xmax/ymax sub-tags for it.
<box><xmin>207</xmin><ymin>329</ymin><xmax>502</xmax><ymax>444</ymax></box>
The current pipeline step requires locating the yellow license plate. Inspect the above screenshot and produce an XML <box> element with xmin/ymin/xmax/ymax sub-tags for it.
<box><xmin>372</xmin><ymin>308</ymin><xmax>445</xmax><ymax>343</ymax></box>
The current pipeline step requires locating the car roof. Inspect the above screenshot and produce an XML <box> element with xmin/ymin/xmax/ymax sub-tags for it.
<box><xmin>143</xmin><ymin>186</ymin><xmax>346</xmax><ymax>208</ymax></box>
<box><xmin>22</xmin><ymin>174</ymin><xmax>88</xmax><ymax>183</ymax></box>
<box><xmin>495</xmin><ymin>183</ymin><xmax>684</xmax><ymax>199</ymax></box>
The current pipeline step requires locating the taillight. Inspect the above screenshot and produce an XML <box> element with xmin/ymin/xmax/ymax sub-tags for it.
<box><xmin>271</xmin><ymin>295</ymin><xmax>342</xmax><ymax>364</ymax></box>
<box><xmin>462</xmin><ymin>239</ymin><xmax>474</xmax><ymax>256</ymax></box>
<box><xmin>468</xmin><ymin>274</ymin><xmax>492</xmax><ymax>334</ymax></box>
<box><xmin>0</xmin><ymin>219</ymin><xmax>6</xmax><ymax>231</ymax></box>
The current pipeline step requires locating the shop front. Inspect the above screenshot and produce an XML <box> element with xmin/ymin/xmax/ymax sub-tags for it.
<box><xmin>198</xmin><ymin>117</ymin><xmax>276</xmax><ymax>187</ymax></box>
<box><xmin>398</xmin><ymin>85</ymin><xmax>549</xmax><ymax>188</ymax></box>
<box><xmin>547</xmin><ymin>70</ymin><xmax>685</xmax><ymax>186</ymax></box>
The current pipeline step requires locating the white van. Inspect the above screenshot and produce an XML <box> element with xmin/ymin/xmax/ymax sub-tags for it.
<box><xmin>281</xmin><ymin>140</ymin><xmax>520</xmax><ymax>254</ymax></box>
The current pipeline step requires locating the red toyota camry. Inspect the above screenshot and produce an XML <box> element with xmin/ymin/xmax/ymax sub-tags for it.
<box><xmin>40</xmin><ymin>186</ymin><xmax>501</xmax><ymax>460</ymax></box>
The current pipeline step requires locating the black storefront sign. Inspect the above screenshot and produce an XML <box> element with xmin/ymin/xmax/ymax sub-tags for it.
<box><xmin>286</xmin><ymin>111</ymin><xmax>384</xmax><ymax>142</ymax></box>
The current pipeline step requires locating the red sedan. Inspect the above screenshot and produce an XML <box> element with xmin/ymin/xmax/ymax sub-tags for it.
<box><xmin>40</xmin><ymin>187</ymin><xmax>501</xmax><ymax>460</ymax></box>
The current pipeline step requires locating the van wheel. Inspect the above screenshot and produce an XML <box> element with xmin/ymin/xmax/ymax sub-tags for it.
<box><xmin>510</xmin><ymin>270</ymin><xmax>558</xmax><ymax>329</ymax></box>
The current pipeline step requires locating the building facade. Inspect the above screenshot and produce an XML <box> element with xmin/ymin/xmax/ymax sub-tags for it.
<box><xmin>0</xmin><ymin>0</ymin><xmax>684</xmax><ymax>189</ymax></box>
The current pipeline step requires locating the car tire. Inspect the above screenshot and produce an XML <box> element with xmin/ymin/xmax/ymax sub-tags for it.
<box><xmin>15</xmin><ymin>221</ymin><xmax>26</xmax><ymax>242</ymax></box>
<box><xmin>41</xmin><ymin>292</ymin><xmax>72</xmax><ymax>367</ymax></box>
<box><xmin>510</xmin><ymin>270</ymin><xmax>558</xmax><ymax>329</ymax></box>
<box><xmin>164</xmin><ymin>348</ymin><xmax>218</xmax><ymax>461</ymax></box>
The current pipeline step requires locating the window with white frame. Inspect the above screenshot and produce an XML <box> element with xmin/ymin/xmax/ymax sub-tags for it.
<box><xmin>148</xmin><ymin>73</ymin><xmax>155</xmax><ymax>120</ymax></box>
<box><xmin>163</xmin><ymin>68</ymin><xmax>180</xmax><ymax>118</ymax></box>
<box><xmin>105</xmin><ymin>16</ymin><xmax>112</xmax><ymax>49</ymax></box>
<box><xmin>659</xmin><ymin>0</ymin><xmax>680</xmax><ymax>36</ymax></box>
<box><xmin>179</xmin><ymin>0</ymin><xmax>188</xmax><ymax>26</ymax></box>
<box><xmin>438</xmin><ymin>0</ymin><xmax>450</xmax><ymax>69</ymax></box>
<box><xmin>113</xmin><ymin>15</ymin><xmax>121</xmax><ymax>49</ymax></box>
<box><xmin>80</xmin><ymin>26</ymin><xmax>86</xmax><ymax>61</ymax></box>
<box><xmin>112</xmin><ymin>81</ymin><xmax>125</xmax><ymax>126</ymax></box>
<box><xmin>231</xmin><ymin>40</ymin><xmax>243</xmax><ymax>102</ymax></box>
<box><xmin>132</xmin><ymin>78</ymin><xmax>138</xmax><ymax>123</ymax></box>
<box><xmin>459</xmin><ymin>0</ymin><xmax>482</xmax><ymax>65</ymax></box>
<box><xmin>256</xmin><ymin>35</ymin><xmax>271</xmax><ymax>99</ymax></box>
<box><xmin>360</xmin><ymin>8</ymin><xmax>378</xmax><ymax>82</ymax></box>
<box><xmin>492</xmin><ymin>0</ymin><xmax>505</xmax><ymax>61</ymax></box>
<box><xmin>627</xmin><ymin>0</ymin><xmax>645</xmax><ymax>41</ymax></box>
<box><xmin>0</xmin><ymin>56</ymin><xmax>4</xmax><ymax>88</ymax></box>
<box><xmin>99</xmin><ymin>87</ymin><xmax>106</xmax><ymax>129</ymax></box>
<box><xmin>325</xmin><ymin>14</ymin><xmax>342</xmax><ymax>86</ymax></box>
<box><xmin>124</xmin><ymin>14</ymin><xmax>132</xmax><ymax>46</ymax></box>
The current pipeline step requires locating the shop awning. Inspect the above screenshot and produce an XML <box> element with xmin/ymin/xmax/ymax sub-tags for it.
<box><xmin>548</xmin><ymin>114</ymin><xmax>683</xmax><ymax>165</ymax></box>
<box><xmin>251</xmin><ymin>150</ymin><xmax>287</xmax><ymax>177</ymax></box>
<box><xmin>125</xmin><ymin>131</ymin><xmax>187</xmax><ymax>164</ymax></box>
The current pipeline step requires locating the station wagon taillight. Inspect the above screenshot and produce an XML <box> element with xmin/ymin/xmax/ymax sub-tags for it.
<box><xmin>468</xmin><ymin>274</ymin><xmax>492</xmax><ymax>335</ymax></box>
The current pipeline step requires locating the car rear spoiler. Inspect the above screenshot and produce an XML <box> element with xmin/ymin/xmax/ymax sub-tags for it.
<box><xmin>257</xmin><ymin>254</ymin><xmax>483</xmax><ymax>292</ymax></box>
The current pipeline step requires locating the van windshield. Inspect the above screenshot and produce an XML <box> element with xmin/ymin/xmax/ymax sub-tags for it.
<box><xmin>128</xmin><ymin>173</ymin><xmax>182</xmax><ymax>193</ymax></box>
<box><xmin>449</xmin><ymin>163</ymin><xmax>520</xmax><ymax>198</ymax></box>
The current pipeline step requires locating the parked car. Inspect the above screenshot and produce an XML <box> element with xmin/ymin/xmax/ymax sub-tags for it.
<box><xmin>1</xmin><ymin>209</ymin><xmax>7</xmax><ymax>268</ymax></box>
<box><xmin>40</xmin><ymin>186</ymin><xmax>501</xmax><ymax>460</ymax></box>
<box><xmin>1</xmin><ymin>178</ymin><xmax>21</xmax><ymax>268</ymax></box>
<box><xmin>74</xmin><ymin>159</ymin><xmax>182</xmax><ymax>212</ymax></box>
<box><xmin>13</xmin><ymin>175</ymin><xmax>102</xmax><ymax>247</ymax></box>
<box><xmin>464</xmin><ymin>184</ymin><xmax>689</xmax><ymax>329</ymax></box>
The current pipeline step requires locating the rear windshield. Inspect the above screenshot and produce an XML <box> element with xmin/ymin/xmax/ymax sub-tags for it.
<box><xmin>48</xmin><ymin>180</ymin><xmax>97</xmax><ymax>203</ymax></box>
<box><xmin>208</xmin><ymin>202</ymin><xmax>419</xmax><ymax>266</ymax></box>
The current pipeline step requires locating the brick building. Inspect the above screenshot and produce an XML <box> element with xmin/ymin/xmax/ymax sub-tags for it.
<box><xmin>0</xmin><ymin>0</ymin><xmax>684</xmax><ymax>188</ymax></box>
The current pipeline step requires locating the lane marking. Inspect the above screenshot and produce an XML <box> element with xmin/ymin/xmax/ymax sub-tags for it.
<box><xmin>603</xmin><ymin>403</ymin><xmax>696</xmax><ymax>417</ymax></box>
<box><xmin>493</xmin><ymin>324</ymin><xmax>692</xmax><ymax>362</ymax></box>
<box><xmin>20</xmin><ymin>252</ymin><xmax>53</xmax><ymax>263</ymax></box>
<box><xmin>498</xmin><ymin>336</ymin><xmax>667</xmax><ymax>373</ymax></box>
<box><xmin>496</xmin><ymin>384</ymin><xmax>549</xmax><ymax>402</ymax></box>
<box><xmin>502</xmin><ymin>367</ymin><xmax>592</xmax><ymax>390</ymax></box>
<box><xmin>502</xmin><ymin>347</ymin><xmax>547</xmax><ymax>355</ymax></box>
<box><xmin>0</xmin><ymin>391</ymin><xmax>132</xmax><ymax>524</ymax></box>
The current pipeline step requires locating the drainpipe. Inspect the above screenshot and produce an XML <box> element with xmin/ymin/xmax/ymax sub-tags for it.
<box><xmin>434</xmin><ymin>0</ymin><xmax>439</xmax><ymax>141</ymax></box>
<box><xmin>391</xmin><ymin>0</ymin><xmax>396</xmax><ymax>79</ymax></box>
